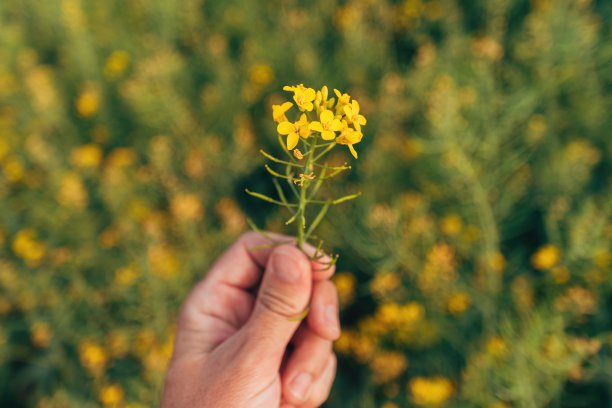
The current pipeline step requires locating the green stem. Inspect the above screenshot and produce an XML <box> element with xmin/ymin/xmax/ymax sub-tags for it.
<box><xmin>297</xmin><ymin>134</ymin><xmax>318</xmax><ymax>249</ymax></box>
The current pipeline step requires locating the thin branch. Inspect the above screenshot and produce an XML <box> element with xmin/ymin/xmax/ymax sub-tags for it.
<box><xmin>245</xmin><ymin>189</ymin><xmax>298</xmax><ymax>207</ymax></box>
<box><xmin>260</xmin><ymin>149</ymin><xmax>301</xmax><ymax>166</ymax></box>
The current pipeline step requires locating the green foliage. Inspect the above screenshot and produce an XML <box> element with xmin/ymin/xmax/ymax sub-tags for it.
<box><xmin>0</xmin><ymin>0</ymin><xmax>611</xmax><ymax>407</ymax></box>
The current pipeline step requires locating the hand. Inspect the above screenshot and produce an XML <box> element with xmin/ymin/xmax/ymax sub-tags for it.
<box><xmin>161</xmin><ymin>231</ymin><xmax>340</xmax><ymax>408</ymax></box>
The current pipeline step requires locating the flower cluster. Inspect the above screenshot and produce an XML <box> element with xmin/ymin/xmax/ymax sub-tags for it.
<box><xmin>247</xmin><ymin>84</ymin><xmax>366</xmax><ymax>260</ymax></box>
<box><xmin>274</xmin><ymin>84</ymin><xmax>366</xmax><ymax>159</ymax></box>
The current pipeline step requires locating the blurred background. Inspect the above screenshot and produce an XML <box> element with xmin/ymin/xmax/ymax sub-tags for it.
<box><xmin>0</xmin><ymin>0</ymin><xmax>611</xmax><ymax>407</ymax></box>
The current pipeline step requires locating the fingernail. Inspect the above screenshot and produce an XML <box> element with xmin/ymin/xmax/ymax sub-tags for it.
<box><xmin>289</xmin><ymin>372</ymin><xmax>312</xmax><ymax>401</ymax></box>
<box><xmin>325</xmin><ymin>304</ymin><xmax>340</xmax><ymax>334</ymax></box>
<box><xmin>273</xmin><ymin>247</ymin><xmax>301</xmax><ymax>283</ymax></box>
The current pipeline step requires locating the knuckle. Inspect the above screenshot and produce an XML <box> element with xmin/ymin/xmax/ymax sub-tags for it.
<box><xmin>257</xmin><ymin>287</ymin><xmax>303</xmax><ymax>319</ymax></box>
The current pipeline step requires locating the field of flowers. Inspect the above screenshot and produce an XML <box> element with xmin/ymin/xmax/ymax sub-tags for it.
<box><xmin>1</xmin><ymin>0</ymin><xmax>611</xmax><ymax>407</ymax></box>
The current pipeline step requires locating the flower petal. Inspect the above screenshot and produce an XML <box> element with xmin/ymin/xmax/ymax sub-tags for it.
<box><xmin>304</xmin><ymin>88</ymin><xmax>316</xmax><ymax>101</ymax></box>
<box><xmin>320</xmin><ymin>110</ymin><xmax>334</xmax><ymax>124</ymax></box>
<box><xmin>308</xmin><ymin>121</ymin><xmax>324</xmax><ymax>132</ymax></box>
<box><xmin>277</xmin><ymin>121</ymin><xmax>295</xmax><ymax>135</ymax></box>
<box><xmin>348</xmin><ymin>144</ymin><xmax>358</xmax><ymax>159</ymax></box>
<box><xmin>287</xmin><ymin>132</ymin><xmax>299</xmax><ymax>150</ymax></box>
<box><xmin>321</xmin><ymin>130</ymin><xmax>336</xmax><ymax>140</ymax></box>
<box><xmin>329</xmin><ymin>119</ymin><xmax>343</xmax><ymax>131</ymax></box>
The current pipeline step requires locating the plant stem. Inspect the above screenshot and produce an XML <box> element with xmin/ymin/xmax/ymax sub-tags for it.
<box><xmin>297</xmin><ymin>134</ymin><xmax>318</xmax><ymax>249</ymax></box>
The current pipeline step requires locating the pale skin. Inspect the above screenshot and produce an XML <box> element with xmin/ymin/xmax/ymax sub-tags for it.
<box><xmin>161</xmin><ymin>231</ymin><xmax>340</xmax><ymax>408</ymax></box>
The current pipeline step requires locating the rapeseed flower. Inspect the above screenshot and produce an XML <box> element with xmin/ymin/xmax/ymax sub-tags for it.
<box><xmin>277</xmin><ymin>113</ymin><xmax>310</xmax><ymax>149</ymax></box>
<box><xmin>336</xmin><ymin>122</ymin><xmax>363</xmax><ymax>158</ymax></box>
<box><xmin>283</xmin><ymin>84</ymin><xmax>316</xmax><ymax>111</ymax></box>
<box><xmin>272</xmin><ymin>101</ymin><xmax>293</xmax><ymax>123</ymax></box>
<box><xmin>343</xmin><ymin>100</ymin><xmax>367</xmax><ymax>131</ymax></box>
<box><xmin>308</xmin><ymin>109</ymin><xmax>343</xmax><ymax>140</ymax></box>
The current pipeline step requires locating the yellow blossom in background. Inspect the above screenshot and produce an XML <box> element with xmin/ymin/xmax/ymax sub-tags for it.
<box><xmin>551</xmin><ymin>265</ymin><xmax>570</xmax><ymax>284</ymax></box>
<box><xmin>486</xmin><ymin>403</ymin><xmax>512</xmax><ymax>408</ymax></box>
<box><xmin>283</xmin><ymin>84</ymin><xmax>316</xmax><ymax>111</ymax></box>
<box><xmin>487</xmin><ymin>336</ymin><xmax>510</xmax><ymax>358</ymax></box>
<box><xmin>0</xmin><ymin>296</ymin><xmax>11</xmax><ymax>316</ymax></box>
<box><xmin>370</xmin><ymin>272</ymin><xmax>401</xmax><ymax>299</ymax></box>
<box><xmin>593</xmin><ymin>249</ymin><xmax>612</xmax><ymax>269</ymax></box>
<box><xmin>333</xmin><ymin>272</ymin><xmax>357</xmax><ymax>306</ymax></box>
<box><xmin>447</xmin><ymin>292</ymin><xmax>471</xmax><ymax>315</ymax></box>
<box><xmin>79</xmin><ymin>339</ymin><xmax>108</xmax><ymax>376</ymax></box>
<box><xmin>382</xmin><ymin>403</ymin><xmax>399</xmax><ymax>408</ymax></box>
<box><xmin>148</xmin><ymin>245</ymin><xmax>180</xmax><ymax>279</ymax></box>
<box><xmin>104</xmin><ymin>50</ymin><xmax>130</xmax><ymax>79</ymax></box>
<box><xmin>170</xmin><ymin>193</ymin><xmax>203</xmax><ymax>222</ymax></box>
<box><xmin>106</xmin><ymin>330</ymin><xmax>130</xmax><ymax>359</ymax></box>
<box><xmin>531</xmin><ymin>244</ymin><xmax>561</xmax><ymax>270</ymax></box>
<box><xmin>115</xmin><ymin>263</ymin><xmax>141</xmax><ymax>286</ymax></box>
<box><xmin>106</xmin><ymin>147</ymin><xmax>137</xmax><ymax>168</ymax></box>
<box><xmin>0</xmin><ymin>137</ymin><xmax>9</xmax><ymax>161</ymax></box>
<box><xmin>249</xmin><ymin>64</ymin><xmax>274</xmax><ymax>86</ymax></box>
<box><xmin>57</xmin><ymin>172</ymin><xmax>88</xmax><ymax>209</ymax></box>
<box><xmin>76</xmin><ymin>86</ymin><xmax>101</xmax><ymax>117</ymax></box>
<box><xmin>369</xmin><ymin>351</ymin><xmax>408</xmax><ymax>384</ymax></box>
<box><xmin>272</xmin><ymin>101</ymin><xmax>293</xmax><ymax>123</ymax></box>
<box><xmin>70</xmin><ymin>144</ymin><xmax>103</xmax><ymax>168</ymax></box>
<box><xmin>99</xmin><ymin>384</ymin><xmax>124</xmax><ymax>406</ymax></box>
<box><xmin>409</xmin><ymin>377</ymin><xmax>454</xmax><ymax>406</ymax></box>
<box><xmin>30</xmin><ymin>322</ymin><xmax>53</xmax><ymax>348</ymax></box>
<box><xmin>214</xmin><ymin>197</ymin><xmax>246</xmax><ymax>235</ymax></box>
<box><xmin>440</xmin><ymin>214</ymin><xmax>463</xmax><ymax>235</ymax></box>
<box><xmin>2</xmin><ymin>155</ymin><xmax>24</xmax><ymax>182</ymax></box>
<box><xmin>309</xmin><ymin>109</ymin><xmax>343</xmax><ymax>141</ymax></box>
<box><xmin>12</xmin><ymin>229</ymin><xmax>46</xmax><ymax>267</ymax></box>
<box><xmin>278</xmin><ymin>113</ymin><xmax>310</xmax><ymax>149</ymax></box>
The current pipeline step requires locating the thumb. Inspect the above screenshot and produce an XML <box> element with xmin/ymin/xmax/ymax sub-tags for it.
<box><xmin>242</xmin><ymin>245</ymin><xmax>312</xmax><ymax>361</ymax></box>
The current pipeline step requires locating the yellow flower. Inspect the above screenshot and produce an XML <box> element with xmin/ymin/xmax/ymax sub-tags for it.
<box><xmin>70</xmin><ymin>143</ymin><xmax>103</xmax><ymax>168</ymax></box>
<box><xmin>369</xmin><ymin>351</ymin><xmax>408</xmax><ymax>384</ymax></box>
<box><xmin>99</xmin><ymin>384</ymin><xmax>124</xmax><ymax>405</ymax></box>
<box><xmin>447</xmin><ymin>292</ymin><xmax>471</xmax><ymax>315</ymax></box>
<box><xmin>104</xmin><ymin>50</ymin><xmax>130</xmax><ymax>79</ymax></box>
<box><xmin>531</xmin><ymin>244</ymin><xmax>561</xmax><ymax>270</ymax></box>
<box><xmin>277</xmin><ymin>113</ymin><xmax>310</xmax><ymax>150</ymax></box>
<box><xmin>334</xmin><ymin>88</ymin><xmax>351</xmax><ymax>113</ymax></box>
<box><xmin>333</xmin><ymin>272</ymin><xmax>357</xmax><ymax>306</ymax></box>
<box><xmin>336</xmin><ymin>121</ymin><xmax>363</xmax><ymax>159</ymax></box>
<box><xmin>30</xmin><ymin>322</ymin><xmax>53</xmax><ymax>348</ymax></box>
<box><xmin>76</xmin><ymin>87</ymin><xmax>101</xmax><ymax>117</ymax></box>
<box><xmin>283</xmin><ymin>84</ymin><xmax>316</xmax><ymax>111</ymax></box>
<box><xmin>12</xmin><ymin>229</ymin><xmax>45</xmax><ymax>267</ymax></box>
<box><xmin>409</xmin><ymin>377</ymin><xmax>454</xmax><ymax>406</ymax></box>
<box><xmin>169</xmin><ymin>193</ymin><xmax>203</xmax><ymax>222</ymax></box>
<box><xmin>309</xmin><ymin>109</ymin><xmax>343</xmax><ymax>141</ymax></box>
<box><xmin>343</xmin><ymin>100</ymin><xmax>367</xmax><ymax>131</ymax></box>
<box><xmin>272</xmin><ymin>101</ymin><xmax>293</xmax><ymax>123</ymax></box>
<box><xmin>249</xmin><ymin>64</ymin><xmax>274</xmax><ymax>86</ymax></box>
<box><xmin>79</xmin><ymin>339</ymin><xmax>108</xmax><ymax>375</ymax></box>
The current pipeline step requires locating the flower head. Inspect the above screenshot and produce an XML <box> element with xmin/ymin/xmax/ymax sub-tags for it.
<box><xmin>277</xmin><ymin>113</ymin><xmax>310</xmax><ymax>149</ymax></box>
<box><xmin>272</xmin><ymin>101</ymin><xmax>293</xmax><ymax>123</ymax></box>
<box><xmin>336</xmin><ymin>120</ymin><xmax>363</xmax><ymax>158</ymax></box>
<box><xmin>334</xmin><ymin>88</ymin><xmax>351</xmax><ymax>114</ymax></box>
<box><xmin>283</xmin><ymin>84</ymin><xmax>316</xmax><ymax>112</ymax></box>
<box><xmin>343</xmin><ymin>100</ymin><xmax>367</xmax><ymax>131</ymax></box>
<box><xmin>308</xmin><ymin>109</ymin><xmax>343</xmax><ymax>141</ymax></box>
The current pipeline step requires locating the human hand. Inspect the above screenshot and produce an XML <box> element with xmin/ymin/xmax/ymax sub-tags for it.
<box><xmin>161</xmin><ymin>231</ymin><xmax>340</xmax><ymax>408</ymax></box>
